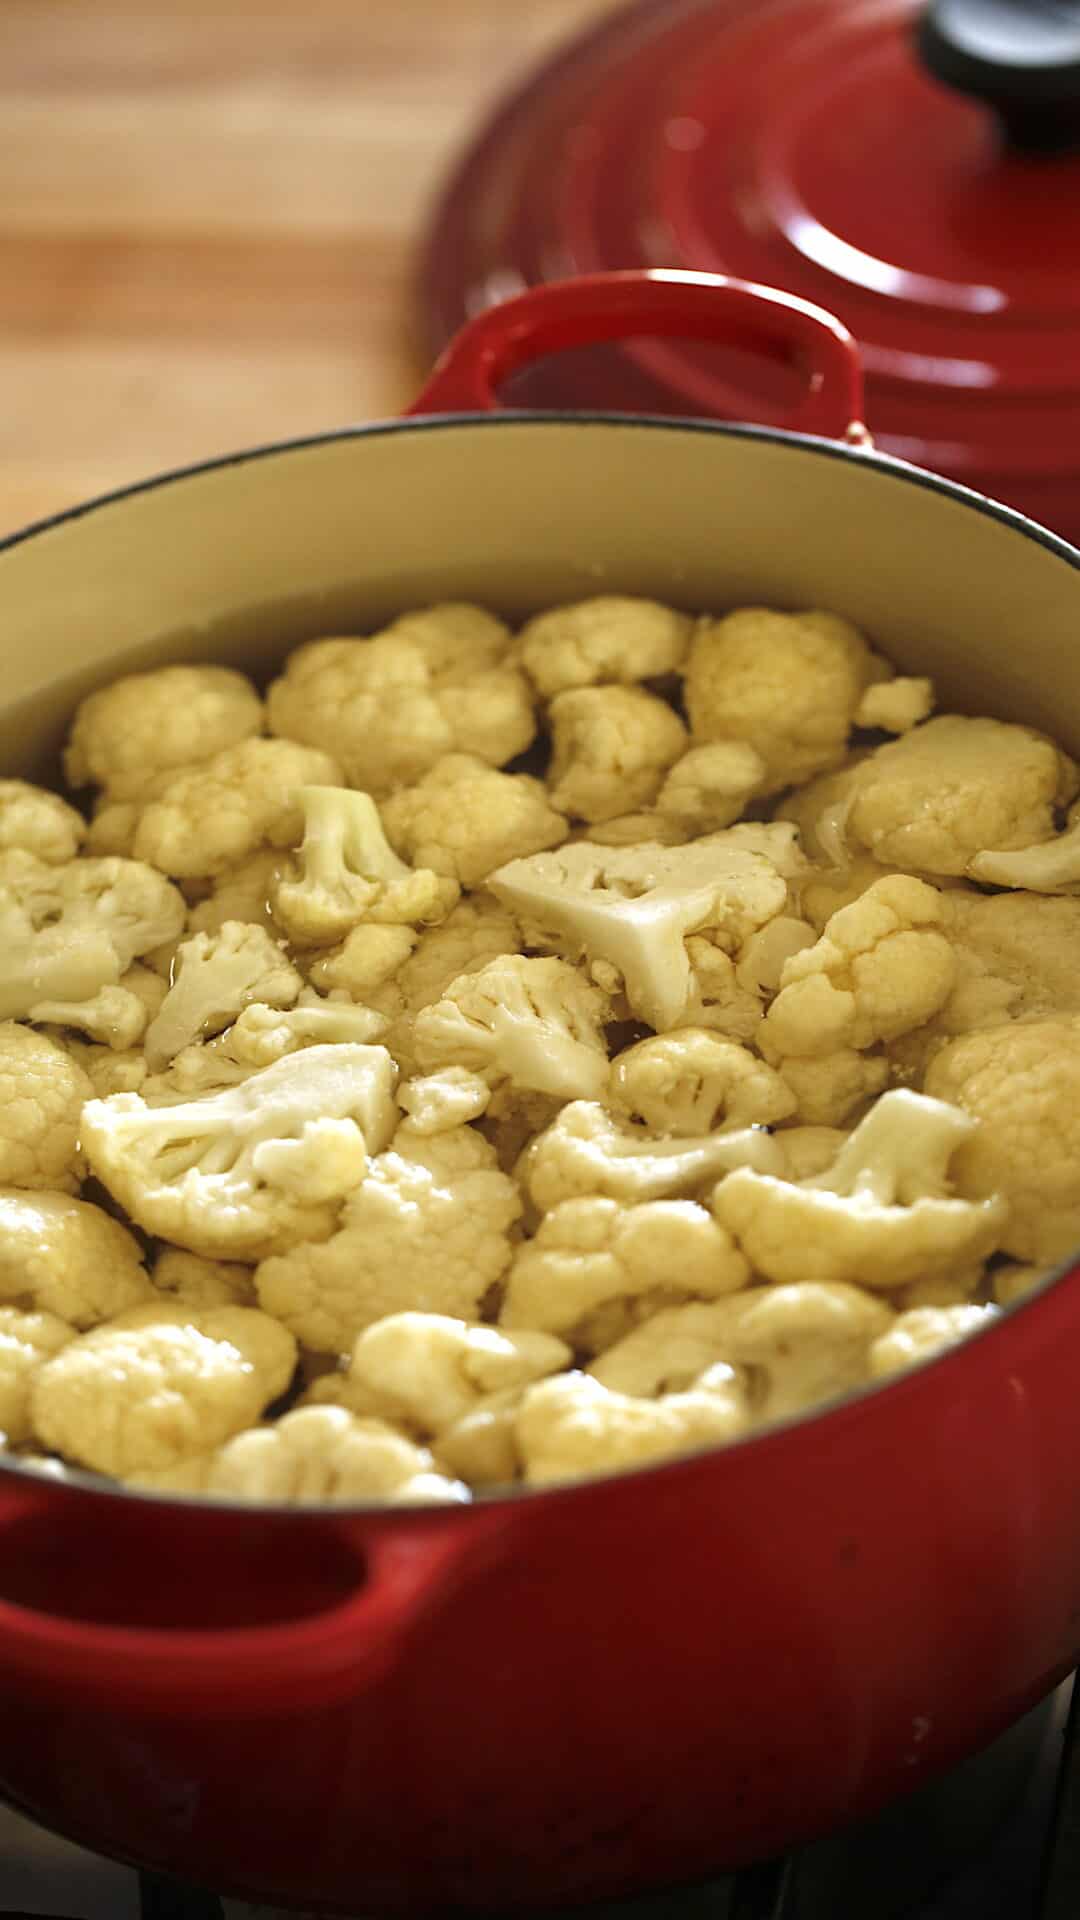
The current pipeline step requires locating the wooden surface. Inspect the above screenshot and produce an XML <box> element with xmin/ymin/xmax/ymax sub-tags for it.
<box><xmin>0</xmin><ymin>0</ymin><xmax>625</xmax><ymax>538</ymax></box>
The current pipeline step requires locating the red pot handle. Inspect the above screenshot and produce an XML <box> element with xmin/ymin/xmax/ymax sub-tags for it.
<box><xmin>408</xmin><ymin>269</ymin><xmax>868</xmax><ymax>444</ymax></box>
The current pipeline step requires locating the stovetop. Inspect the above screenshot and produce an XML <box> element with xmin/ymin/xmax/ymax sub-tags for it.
<box><xmin>2</xmin><ymin>1678</ymin><xmax>1076</xmax><ymax>1919</ymax></box>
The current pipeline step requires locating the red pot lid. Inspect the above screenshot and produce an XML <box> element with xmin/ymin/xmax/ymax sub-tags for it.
<box><xmin>418</xmin><ymin>0</ymin><xmax>1080</xmax><ymax>538</ymax></box>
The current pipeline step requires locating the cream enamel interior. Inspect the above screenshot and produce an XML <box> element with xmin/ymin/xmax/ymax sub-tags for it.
<box><xmin>1</xmin><ymin>417</ymin><xmax>1078</xmax><ymax>778</ymax></box>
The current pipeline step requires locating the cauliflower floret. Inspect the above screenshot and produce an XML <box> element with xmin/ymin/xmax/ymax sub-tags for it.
<box><xmin>733</xmin><ymin>916</ymin><xmax>818</xmax><ymax>997</ymax></box>
<box><xmin>610</xmin><ymin>1030</ymin><xmax>795</xmax><ymax>1135</ymax></box>
<box><xmin>899</xmin><ymin>1264</ymin><xmax>985</xmax><ymax>1310</ymax></box>
<box><xmin>523</xmin><ymin>1099</ymin><xmax>786</xmax><ymax>1213</ymax></box>
<box><xmin>81</xmin><ymin>1043</ymin><xmax>397</xmax><ymax>1260</ymax></box>
<box><xmin>772</xmin><ymin>1125</ymin><xmax>849</xmax><ymax>1180</ymax></box>
<box><xmin>0</xmin><ymin>1023</ymin><xmax>92</xmax><ymax>1192</ymax></box>
<box><xmin>0</xmin><ymin>1307</ymin><xmax>77</xmax><ymax>1445</ymax></box>
<box><xmin>924</xmin><ymin>1018</ymin><xmax>1080</xmax><ymax>1261</ymax></box>
<box><xmin>143</xmin><ymin>922</ymin><xmax>303</xmax><ymax>1069</ymax></box>
<box><xmin>992</xmin><ymin>1263</ymin><xmax>1050</xmax><ymax>1308</ymax></box>
<box><xmin>380</xmin><ymin>756</ymin><xmax>568</xmax><ymax>886</ymax></box>
<box><xmin>489</xmin><ymin>826</ymin><xmax>802</xmax><ymax>1032</ymax></box>
<box><xmin>255</xmin><ymin>1124</ymin><xmax>522</xmax><ymax>1352</ymax></box>
<box><xmin>656</xmin><ymin>743</ymin><xmax>766</xmax><ymax>831</ymax></box>
<box><xmin>220</xmin><ymin>994</ymin><xmax>388</xmax><ymax>1068</ymax></box>
<box><xmin>342</xmin><ymin>1312</ymin><xmax>570</xmax><ymax>1437</ymax></box>
<box><xmin>0</xmin><ymin>780</ymin><xmax>86</xmax><ymax>864</ymax></box>
<box><xmin>60</xmin><ymin>1039</ymin><xmax>151</xmax><ymax>1099</ymax></box>
<box><xmin>32</xmin><ymin>1303</ymin><xmax>296</xmax><ymax>1478</ymax></box>
<box><xmin>760</xmin><ymin>877</ymin><xmax>957</xmax><ymax>1059</ymax></box>
<box><xmin>503</xmin><ymin>1195</ymin><xmax>749</xmax><ymax>1336</ymax></box>
<box><xmin>183</xmin><ymin>850</ymin><xmax>283</xmax><ymax>944</ymax></box>
<box><xmin>308</xmin><ymin>924</ymin><xmax>418</xmax><ymax>999</ymax></box>
<box><xmin>0</xmin><ymin>850</ymin><xmax>185</xmax><ymax>1022</ymax></box>
<box><xmin>150</xmin><ymin>1248</ymin><xmax>256</xmax><ymax>1309</ymax></box>
<box><xmin>397</xmin><ymin>1067</ymin><xmax>491</xmax><ymax>1133</ymax></box>
<box><xmin>584</xmin><ymin>812</ymin><xmax>691</xmax><ymax>848</ymax></box>
<box><xmin>64</xmin><ymin>664</ymin><xmax>264</xmax><ymax>801</ymax></box>
<box><xmin>546</xmin><ymin>686</ymin><xmax>688</xmax><ymax>824</ymax></box>
<box><xmin>969</xmin><ymin>797</ymin><xmax>1080</xmax><ymax>893</ymax></box>
<box><xmin>713</xmin><ymin>1088</ymin><xmax>1008</xmax><ymax>1288</ymax></box>
<box><xmin>774</xmin><ymin>759</ymin><xmax>868</xmax><ymax>868</ymax></box>
<box><xmin>266</xmin><ymin>604</ymin><xmax>536</xmax><ymax>794</ymax></box>
<box><xmin>854</xmin><ymin>677</ymin><xmax>934</xmax><ymax>734</ymax></box>
<box><xmin>683</xmin><ymin>608</ymin><xmax>886</xmax><ymax>792</ymax></box>
<box><xmin>414</xmin><ymin>954</ymin><xmax>611</xmax><ymax>1103</ymax></box>
<box><xmin>775</xmin><ymin>1049</ymin><xmax>890</xmax><ymax>1127</ymax></box>
<box><xmin>515</xmin><ymin>1365</ymin><xmax>749</xmax><ymax>1486</ymax></box>
<box><xmin>0</xmin><ymin>1189</ymin><xmax>152</xmax><ymax>1327</ymax></box>
<box><xmin>846</xmin><ymin>716</ymin><xmax>1077</xmax><ymax>877</ymax></box>
<box><xmin>31</xmin><ymin>979</ymin><xmax>156</xmax><ymax>1051</ymax></box>
<box><xmin>868</xmin><ymin>1303</ymin><xmax>998</xmax><ymax>1379</ymax></box>
<box><xmin>132</xmin><ymin>1405</ymin><xmax>469</xmax><ymax>1505</ymax></box>
<box><xmin>270</xmin><ymin>786</ymin><xmax>459</xmax><ymax>946</ymax></box>
<box><xmin>132</xmin><ymin>738</ymin><xmax>342</xmax><ymax>880</ymax></box>
<box><xmin>517</xmin><ymin>596</ymin><xmax>691</xmax><ymax>697</ymax></box>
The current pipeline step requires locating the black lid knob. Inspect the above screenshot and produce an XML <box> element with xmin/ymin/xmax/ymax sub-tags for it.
<box><xmin>916</xmin><ymin>0</ymin><xmax>1080</xmax><ymax>152</ymax></box>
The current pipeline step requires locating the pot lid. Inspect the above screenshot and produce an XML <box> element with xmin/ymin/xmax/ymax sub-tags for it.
<box><xmin>419</xmin><ymin>0</ymin><xmax>1080</xmax><ymax>527</ymax></box>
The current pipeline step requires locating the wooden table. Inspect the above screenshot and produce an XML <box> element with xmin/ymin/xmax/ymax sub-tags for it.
<box><xmin>0</xmin><ymin>0</ymin><xmax>624</xmax><ymax>538</ymax></box>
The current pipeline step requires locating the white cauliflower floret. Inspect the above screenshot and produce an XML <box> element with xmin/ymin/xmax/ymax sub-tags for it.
<box><xmin>60</xmin><ymin>1039</ymin><xmax>151</xmax><ymax>1099</ymax></box>
<box><xmin>772</xmin><ymin>1125</ymin><xmax>849</xmax><ymax>1180</ymax></box>
<box><xmin>713</xmin><ymin>1088</ymin><xmax>1008</xmax><ymax>1288</ymax></box>
<box><xmin>899</xmin><ymin>1265</ymin><xmax>985</xmax><ymax>1310</ymax></box>
<box><xmin>0</xmin><ymin>1189</ymin><xmax>152</xmax><ymax>1327</ymax></box>
<box><xmin>515</xmin><ymin>1366</ymin><xmax>749</xmax><ymax>1486</ymax></box>
<box><xmin>969</xmin><ymin>797</ymin><xmax>1080</xmax><ymax>893</ymax></box>
<box><xmin>81</xmin><ymin>1044</ymin><xmax>397</xmax><ymax>1259</ymax></box>
<box><xmin>518</xmin><ymin>596</ymin><xmax>691</xmax><ymax>697</ymax></box>
<box><xmin>656</xmin><ymin>743</ymin><xmax>766</xmax><ymax>832</ymax></box>
<box><xmin>132</xmin><ymin>738</ymin><xmax>342</xmax><ymax>880</ymax></box>
<box><xmin>775</xmin><ymin>1049</ymin><xmax>890</xmax><ymax>1127</ymax></box>
<box><xmin>868</xmin><ymin>1304</ymin><xmax>998</xmax><ymax>1378</ymax></box>
<box><xmin>143</xmin><ymin>922</ymin><xmax>303</xmax><ymax>1069</ymax></box>
<box><xmin>546</xmin><ymin>686</ymin><xmax>688</xmax><ymax>824</ymax></box>
<box><xmin>846</xmin><ymin>716</ymin><xmax>1077</xmax><ymax>877</ymax></box>
<box><xmin>775</xmin><ymin>759</ymin><xmax>869</xmax><ymax>868</ymax></box>
<box><xmin>32</xmin><ymin>980</ymin><xmax>155</xmax><ymax>1051</ymax></box>
<box><xmin>0</xmin><ymin>850</ymin><xmax>185</xmax><ymax>1022</ymax></box>
<box><xmin>132</xmin><ymin>1405</ymin><xmax>468</xmax><ymax>1505</ymax></box>
<box><xmin>760</xmin><ymin>876</ymin><xmax>957</xmax><ymax>1058</ymax></box>
<box><xmin>414</xmin><ymin>955</ymin><xmax>610</xmax><ymax>1103</ymax></box>
<box><xmin>854</xmin><ymin>677</ymin><xmax>934</xmax><ymax>734</ymax></box>
<box><xmin>503</xmin><ymin>1196</ymin><xmax>749</xmax><ymax>1336</ymax></box>
<box><xmin>255</xmin><ymin>1124</ymin><xmax>522</xmax><ymax>1352</ymax></box>
<box><xmin>0</xmin><ymin>781</ymin><xmax>86</xmax><ymax>863</ymax></box>
<box><xmin>183</xmin><ymin>850</ymin><xmax>283</xmax><ymax>944</ymax></box>
<box><xmin>266</xmin><ymin>604</ymin><xmax>536</xmax><ymax>794</ymax></box>
<box><xmin>489</xmin><ymin>826</ymin><xmax>802</xmax><ymax>1032</ymax></box>
<box><xmin>397</xmin><ymin>1067</ymin><xmax>491</xmax><ymax>1133</ymax></box>
<box><xmin>381</xmin><ymin>755</ymin><xmax>568</xmax><ymax>886</ymax></box>
<box><xmin>32</xmin><ymin>1303</ymin><xmax>296</xmax><ymax>1478</ymax></box>
<box><xmin>150</xmin><ymin>1248</ymin><xmax>256</xmax><ymax>1310</ymax></box>
<box><xmin>343</xmin><ymin>1312</ymin><xmax>570</xmax><ymax>1436</ymax></box>
<box><xmin>0</xmin><ymin>1307</ymin><xmax>77</xmax><ymax>1445</ymax></box>
<box><xmin>65</xmin><ymin>664</ymin><xmax>263</xmax><ymax>800</ymax></box>
<box><xmin>588</xmin><ymin>1301</ymin><xmax>745</xmax><ymax>1397</ymax></box>
<box><xmin>610</xmin><ymin>1030</ymin><xmax>795</xmax><ymax>1135</ymax></box>
<box><xmin>0</xmin><ymin>1023</ymin><xmax>92</xmax><ymax>1192</ymax></box>
<box><xmin>992</xmin><ymin>1263</ymin><xmax>1050</xmax><ymax>1307</ymax></box>
<box><xmin>521</xmin><ymin>1099</ymin><xmax>786</xmax><ymax>1214</ymax></box>
<box><xmin>308</xmin><ymin>924</ymin><xmax>418</xmax><ymax>999</ymax></box>
<box><xmin>271</xmin><ymin>786</ymin><xmax>458</xmax><ymax>946</ymax></box>
<box><xmin>733</xmin><ymin>916</ymin><xmax>818</xmax><ymax>996</ymax></box>
<box><xmin>683</xmin><ymin>608</ymin><xmax>887</xmax><ymax>792</ymax></box>
<box><xmin>220</xmin><ymin>994</ymin><xmax>388</xmax><ymax>1068</ymax></box>
<box><xmin>924</xmin><ymin>1018</ymin><xmax>1080</xmax><ymax>1261</ymax></box>
<box><xmin>585</xmin><ymin>812</ymin><xmax>691</xmax><ymax>848</ymax></box>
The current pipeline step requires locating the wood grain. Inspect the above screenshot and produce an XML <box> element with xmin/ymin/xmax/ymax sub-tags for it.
<box><xmin>0</xmin><ymin>0</ymin><xmax>625</xmax><ymax>536</ymax></box>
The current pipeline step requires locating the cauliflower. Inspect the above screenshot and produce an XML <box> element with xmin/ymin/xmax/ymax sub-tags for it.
<box><xmin>0</xmin><ymin>1189</ymin><xmax>152</xmax><ymax>1327</ymax></box>
<box><xmin>760</xmin><ymin>877</ymin><xmax>957</xmax><ymax>1059</ymax></box>
<box><xmin>503</xmin><ymin>1195</ymin><xmax>749</xmax><ymax>1336</ymax></box>
<box><xmin>0</xmin><ymin>1023</ymin><xmax>92</xmax><ymax>1191</ymax></box>
<box><xmin>899</xmin><ymin>1265</ymin><xmax>984</xmax><ymax>1310</ymax></box>
<box><xmin>713</xmin><ymin>1088</ymin><xmax>1008</xmax><ymax>1288</ymax></box>
<box><xmin>775</xmin><ymin>1049</ymin><xmax>889</xmax><ymax>1127</ymax></box>
<box><xmin>775</xmin><ymin>759</ymin><xmax>869</xmax><ymax>867</ymax></box>
<box><xmin>969</xmin><ymin>800</ymin><xmax>1080</xmax><ymax>892</ymax></box>
<box><xmin>308</xmin><ymin>924</ymin><xmax>418</xmax><ymax>999</ymax></box>
<box><xmin>341</xmin><ymin>1312</ymin><xmax>570</xmax><ymax>1437</ymax></box>
<box><xmin>32</xmin><ymin>1303</ymin><xmax>296</xmax><ymax>1478</ymax></box>
<box><xmin>270</xmin><ymin>786</ymin><xmax>459</xmax><ymax>946</ymax></box>
<box><xmin>217</xmin><ymin>994</ymin><xmax>388</xmax><ymax>1068</ymax></box>
<box><xmin>868</xmin><ymin>1304</ymin><xmax>998</xmax><ymax>1378</ymax></box>
<box><xmin>683</xmin><ymin>608</ymin><xmax>886</xmax><ymax>791</ymax></box>
<box><xmin>81</xmin><ymin>1044</ymin><xmax>398</xmax><ymax>1259</ymax></box>
<box><xmin>413</xmin><ymin>955</ymin><xmax>611</xmax><ymax>1103</ymax></box>
<box><xmin>132</xmin><ymin>738</ymin><xmax>342</xmax><ymax>880</ymax></box>
<box><xmin>0</xmin><ymin>780</ymin><xmax>86</xmax><ymax>863</ymax></box>
<box><xmin>517</xmin><ymin>596</ymin><xmax>691</xmax><ymax>697</ymax></box>
<box><xmin>150</xmin><ymin>1248</ymin><xmax>256</xmax><ymax>1310</ymax></box>
<box><xmin>397</xmin><ymin>1067</ymin><xmax>491</xmax><ymax>1133</ymax></box>
<box><xmin>546</xmin><ymin>687</ymin><xmax>688</xmax><ymax>824</ymax></box>
<box><xmin>924</xmin><ymin>1018</ymin><xmax>1080</xmax><ymax>1260</ymax></box>
<box><xmin>131</xmin><ymin>1405</ymin><xmax>468</xmax><ymax>1505</ymax></box>
<box><xmin>656</xmin><ymin>743</ymin><xmax>766</xmax><ymax>832</ymax></box>
<box><xmin>585</xmin><ymin>812</ymin><xmax>691</xmax><ymax>848</ymax></box>
<box><xmin>733</xmin><ymin>917</ymin><xmax>818</xmax><ymax>997</ymax></box>
<box><xmin>0</xmin><ymin>1307</ymin><xmax>77</xmax><ymax>1445</ymax></box>
<box><xmin>515</xmin><ymin>1366</ymin><xmax>749</xmax><ymax>1485</ymax></box>
<box><xmin>60</xmin><ymin>1039</ymin><xmax>151</xmax><ymax>1099</ymax></box>
<box><xmin>992</xmin><ymin>1263</ymin><xmax>1050</xmax><ymax>1307</ymax></box>
<box><xmin>0</xmin><ymin>850</ymin><xmax>185</xmax><ymax>1023</ymax></box>
<box><xmin>183</xmin><ymin>850</ymin><xmax>283</xmax><ymax>944</ymax></box>
<box><xmin>588</xmin><ymin>1300</ymin><xmax>745</xmax><ymax>1397</ymax></box>
<box><xmin>610</xmin><ymin>1031</ymin><xmax>795</xmax><ymax>1135</ymax></box>
<box><xmin>255</xmin><ymin>1124</ymin><xmax>522</xmax><ymax>1352</ymax></box>
<box><xmin>266</xmin><ymin>604</ymin><xmax>536</xmax><ymax>794</ymax></box>
<box><xmin>854</xmin><ymin>677</ymin><xmax>934</xmax><ymax>734</ymax></box>
<box><xmin>845</xmin><ymin>717</ymin><xmax>1077</xmax><ymax>877</ymax></box>
<box><xmin>143</xmin><ymin>922</ymin><xmax>303</xmax><ymax>1069</ymax></box>
<box><xmin>489</xmin><ymin>826</ymin><xmax>802</xmax><ymax>1032</ymax></box>
<box><xmin>64</xmin><ymin>664</ymin><xmax>264</xmax><ymax>801</ymax></box>
<box><xmin>380</xmin><ymin>756</ymin><xmax>568</xmax><ymax>886</ymax></box>
<box><xmin>521</xmin><ymin>1099</ymin><xmax>785</xmax><ymax>1214</ymax></box>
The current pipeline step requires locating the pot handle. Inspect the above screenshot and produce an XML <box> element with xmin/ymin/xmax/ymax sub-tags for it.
<box><xmin>408</xmin><ymin>268</ymin><xmax>868</xmax><ymax>444</ymax></box>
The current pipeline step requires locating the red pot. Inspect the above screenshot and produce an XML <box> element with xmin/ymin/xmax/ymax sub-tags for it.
<box><xmin>0</xmin><ymin>271</ymin><xmax>1078</xmax><ymax>1915</ymax></box>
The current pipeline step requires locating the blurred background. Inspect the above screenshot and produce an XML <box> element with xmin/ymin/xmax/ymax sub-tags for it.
<box><xmin>0</xmin><ymin>0</ymin><xmax>622</xmax><ymax>537</ymax></box>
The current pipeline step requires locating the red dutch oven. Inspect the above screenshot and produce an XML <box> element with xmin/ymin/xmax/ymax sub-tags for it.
<box><xmin>0</xmin><ymin>270</ymin><xmax>1079</xmax><ymax>1915</ymax></box>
